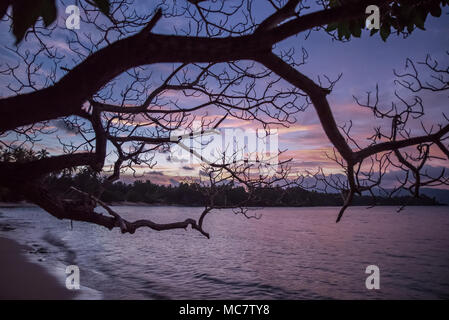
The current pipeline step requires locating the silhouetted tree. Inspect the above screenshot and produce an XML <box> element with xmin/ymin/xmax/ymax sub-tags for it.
<box><xmin>0</xmin><ymin>1</ymin><xmax>448</xmax><ymax>237</ymax></box>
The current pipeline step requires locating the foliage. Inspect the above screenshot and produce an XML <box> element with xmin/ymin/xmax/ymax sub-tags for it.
<box><xmin>326</xmin><ymin>0</ymin><xmax>448</xmax><ymax>41</ymax></box>
<box><xmin>2</xmin><ymin>1</ymin><xmax>448</xmax><ymax>44</ymax></box>
<box><xmin>36</xmin><ymin>169</ymin><xmax>441</xmax><ymax>207</ymax></box>
<box><xmin>0</xmin><ymin>145</ymin><xmax>48</xmax><ymax>162</ymax></box>
<box><xmin>0</xmin><ymin>0</ymin><xmax>110</xmax><ymax>43</ymax></box>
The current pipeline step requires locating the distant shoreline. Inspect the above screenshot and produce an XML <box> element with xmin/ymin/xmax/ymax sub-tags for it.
<box><xmin>1</xmin><ymin>201</ymin><xmax>446</xmax><ymax>209</ymax></box>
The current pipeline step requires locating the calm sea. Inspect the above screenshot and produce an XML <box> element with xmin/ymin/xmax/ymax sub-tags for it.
<box><xmin>0</xmin><ymin>205</ymin><xmax>448</xmax><ymax>299</ymax></box>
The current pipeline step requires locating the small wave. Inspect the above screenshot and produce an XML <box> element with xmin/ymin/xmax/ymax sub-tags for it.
<box><xmin>42</xmin><ymin>232</ymin><xmax>77</xmax><ymax>264</ymax></box>
<box><xmin>192</xmin><ymin>272</ymin><xmax>326</xmax><ymax>299</ymax></box>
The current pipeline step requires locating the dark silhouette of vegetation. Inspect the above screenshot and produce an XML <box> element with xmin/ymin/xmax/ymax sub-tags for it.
<box><xmin>0</xmin><ymin>150</ymin><xmax>440</xmax><ymax>207</ymax></box>
<box><xmin>40</xmin><ymin>171</ymin><xmax>442</xmax><ymax>207</ymax></box>
<box><xmin>0</xmin><ymin>0</ymin><xmax>110</xmax><ymax>43</ymax></box>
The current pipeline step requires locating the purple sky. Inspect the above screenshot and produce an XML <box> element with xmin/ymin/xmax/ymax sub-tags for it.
<box><xmin>0</xmin><ymin>1</ymin><xmax>448</xmax><ymax>185</ymax></box>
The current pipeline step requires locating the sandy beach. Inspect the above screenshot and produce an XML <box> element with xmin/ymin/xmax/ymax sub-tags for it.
<box><xmin>0</xmin><ymin>236</ymin><xmax>76</xmax><ymax>300</ymax></box>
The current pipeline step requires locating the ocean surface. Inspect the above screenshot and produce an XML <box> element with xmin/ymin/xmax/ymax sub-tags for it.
<box><xmin>0</xmin><ymin>205</ymin><xmax>448</xmax><ymax>299</ymax></box>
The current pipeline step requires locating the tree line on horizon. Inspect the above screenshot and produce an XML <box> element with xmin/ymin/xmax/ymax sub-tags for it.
<box><xmin>0</xmin><ymin>146</ymin><xmax>441</xmax><ymax>207</ymax></box>
<box><xmin>0</xmin><ymin>167</ymin><xmax>440</xmax><ymax>207</ymax></box>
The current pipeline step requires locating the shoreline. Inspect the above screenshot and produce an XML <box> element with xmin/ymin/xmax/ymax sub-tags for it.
<box><xmin>0</xmin><ymin>202</ymin><xmax>38</xmax><ymax>208</ymax></box>
<box><xmin>0</xmin><ymin>236</ymin><xmax>77</xmax><ymax>300</ymax></box>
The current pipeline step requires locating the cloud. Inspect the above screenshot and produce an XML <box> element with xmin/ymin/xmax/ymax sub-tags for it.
<box><xmin>148</xmin><ymin>171</ymin><xmax>165</xmax><ymax>176</ymax></box>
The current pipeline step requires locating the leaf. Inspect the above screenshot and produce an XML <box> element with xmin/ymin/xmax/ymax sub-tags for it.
<box><xmin>92</xmin><ymin>0</ymin><xmax>110</xmax><ymax>15</ymax></box>
<box><xmin>414</xmin><ymin>6</ymin><xmax>429</xmax><ymax>30</ymax></box>
<box><xmin>0</xmin><ymin>1</ymin><xmax>12</xmax><ymax>19</ymax></box>
<box><xmin>329</xmin><ymin>0</ymin><xmax>340</xmax><ymax>8</ymax></box>
<box><xmin>429</xmin><ymin>5</ymin><xmax>442</xmax><ymax>17</ymax></box>
<box><xmin>337</xmin><ymin>22</ymin><xmax>351</xmax><ymax>40</ymax></box>
<box><xmin>380</xmin><ymin>23</ymin><xmax>391</xmax><ymax>42</ymax></box>
<box><xmin>8</xmin><ymin>0</ymin><xmax>110</xmax><ymax>44</ymax></box>
<box><xmin>41</xmin><ymin>0</ymin><xmax>57</xmax><ymax>27</ymax></box>
<box><xmin>10</xmin><ymin>0</ymin><xmax>58</xmax><ymax>44</ymax></box>
<box><xmin>413</xmin><ymin>13</ymin><xmax>425</xmax><ymax>30</ymax></box>
<box><xmin>326</xmin><ymin>23</ymin><xmax>338</xmax><ymax>32</ymax></box>
<box><xmin>12</xmin><ymin>0</ymin><xmax>42</xmax><ymax>44</ymax></box>
<box><xmin>399</xmin><ymin>4</ymin><xmax>413</xmax><ymax>18</ymax></box>
<box><xmin>370</xmin><ymin>28</ymin><xmax>379</xmax><ymax>36</ymax></box>
<box><xmin>349</xmin><ymin>21</ymin><xmax>361</xmax><ymax>38</ymax></box>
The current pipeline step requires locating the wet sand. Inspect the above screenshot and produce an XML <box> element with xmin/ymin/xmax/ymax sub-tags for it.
<box><xmin>0</xmin><ymin>236</ymin><xmax>76</xmax><ymax>300</ymax></box>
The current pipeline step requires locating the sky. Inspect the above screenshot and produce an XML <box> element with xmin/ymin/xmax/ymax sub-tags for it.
<box><xmin>0</xmin><ymin>1</ymin><xmax>448</xmax><ymax>186</ymax></box>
